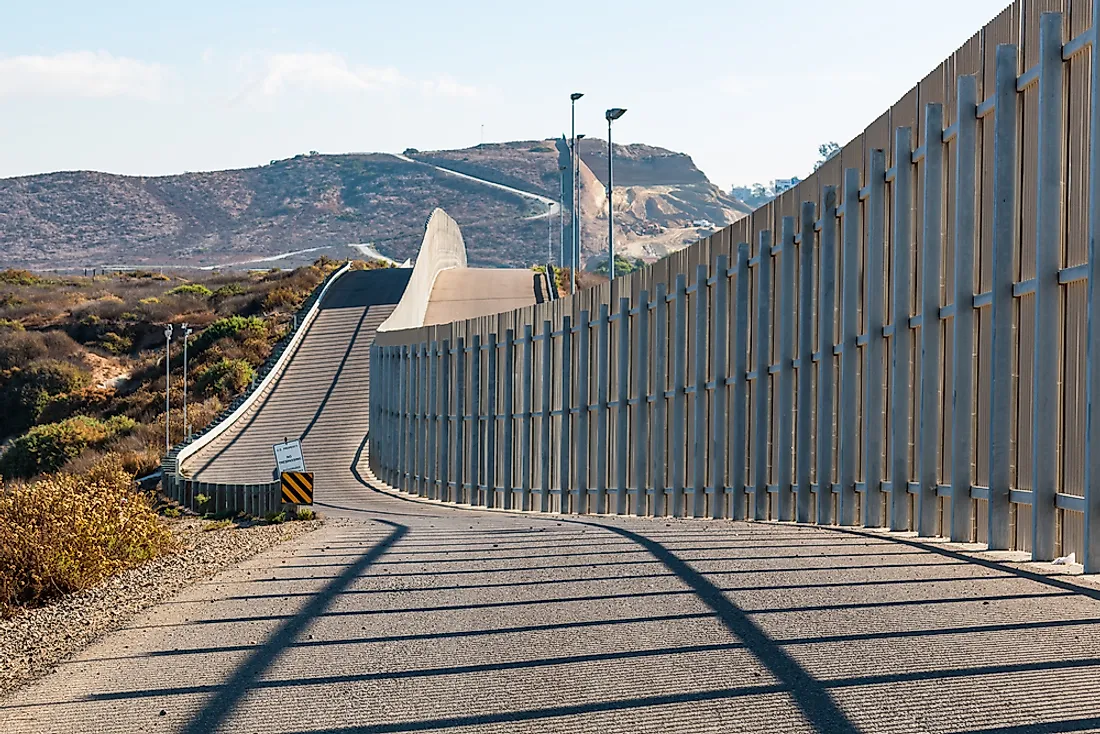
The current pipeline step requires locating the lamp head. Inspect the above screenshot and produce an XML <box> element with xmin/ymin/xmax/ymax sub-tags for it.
<box><xmin>164</xmin><ymin>324</ymin><xmax>173</xmax><ymax>338</ymax></box>
<box><xmin>570</xmin><ymin>92</ymin><xmax>584</xmax><ymax>101</ymax></box>
<box><xmin>606</xmin><ymin>108</ymin><xmax>627</xmax><ymax>122</ymax></box>
<box><xmin>576</xmin><ymin>133</ymin><xmax>586</xmax><ymax>140</ymax></box>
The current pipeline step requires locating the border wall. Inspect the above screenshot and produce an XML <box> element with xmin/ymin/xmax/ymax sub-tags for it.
<box><xmin>371</xmin><ymin>0</ymin><xmax>1100</xmax><ymax>573</ymax></box>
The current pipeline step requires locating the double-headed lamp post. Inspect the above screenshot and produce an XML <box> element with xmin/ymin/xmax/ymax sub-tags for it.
<box><xmin>181</xmin><ymin>323</ymin><xmax>193</xmax><ymax>440</ymax></box>
<box><xmin>163</xmin><ymin>324</ymin><xmax>173</xmax><ymax>451</ymax></box>
<box><xmin>605</xmin><ymin>108</ymin><xmax>627</xmax><ymax>281</ymax></box>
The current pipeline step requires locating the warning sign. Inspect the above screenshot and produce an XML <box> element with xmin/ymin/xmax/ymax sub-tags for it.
<box><xmin>281</xmin><ymin>471</ymin><xmax>314</xmax><ymax>505</ymax></box>
<box><xmin>273</xmin><ymin>439</ymin><xmax>306</xmax><ymax>473</ymax></box>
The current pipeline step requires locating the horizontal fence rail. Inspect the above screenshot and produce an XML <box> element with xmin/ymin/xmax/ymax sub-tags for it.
<box><xmin>371</xmin><ymin>0</ymin><xmax>1100</xmax><ymax>574</ymax></box>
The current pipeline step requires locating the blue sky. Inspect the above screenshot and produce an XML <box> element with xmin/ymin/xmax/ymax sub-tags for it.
<box><xmin>0</xmin><ymin>0</ymin><xmax>1010</xmax><ymax>190</ymax></box>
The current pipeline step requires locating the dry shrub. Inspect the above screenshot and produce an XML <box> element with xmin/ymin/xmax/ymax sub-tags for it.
<box><xmin>0</xmin><ymin>454</ymin><xmax>176</xmax><ymax>617</ymax></box>
<box><xmin>263</xmin><ymin>286</ymin><xmax>298</xmax><ymax>311</ymax></box>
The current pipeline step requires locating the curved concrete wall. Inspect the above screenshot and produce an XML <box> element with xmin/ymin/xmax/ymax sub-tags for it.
<box><xmin>378</xmin><ymin>208</ymin><xmax>467</xmax><ymax>332</ymax></box>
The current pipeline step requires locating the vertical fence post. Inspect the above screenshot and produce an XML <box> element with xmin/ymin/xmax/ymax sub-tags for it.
<box><xmin>502</xmin><ymin>328</ymin><xmax>516</xmax><ymax>510</ymax></box>
<box><xmin>440</xmin><ymin>339</ymin><xmax>451</xmax><ymax>502</ymax></box>
<box><xmin>454</xmin><ymin>337</ymin><xmax>466</xmax><ymax>503</ymax></box>
<box><xmin>989</xmin><ymin>44</ymin><xmax>1019</xmax><ymax>550</ymax></box>
<box><xmin>1032</xmin><ymin>12</ymin><xmax>1064</xmax><ymax>561</ymax></box>
<box><xmin>777</xmin><ymin>219</ymin><xmax>796</xmax><ymax>522</ymax></box>
<box><xmin>692</xmin><ymin>265</ymin><xmax>709</xmax><ymax>518</ymax></box>
<box><xmin>951</xmin><ymin>75</ymin><xmax>979</xmax><ymax>542</ymax></box>
<box><xmin>634</xmin><ymin>293</ymin><xmax>651</xmax><ymax>517</ymax></box>
<box><xmin>594</xmin><ymin>306</ymin><xmax>610</xmax><ymax>514</ymax></box>
<box><xmin>410</xmin><ymin>345</ymin><xmax>419</xmax><ymax>493</ymax></box>
<box><xmin>1085</xmin><ymin>0</ymin><xmax>1100</xmax><ymax>573</ymax></box>
<box><xmin>710</xmin><ymin>257</ymin><xmax>730</xmax><ymax>520</ymax></box>
<box><xmin>796</xmin><ymin>205</ymin><xmax>816</xmax><ymax>524</ymax></box>
<box><xmin>864</xmin><ymin>150</ymin><xmax>888</xmax><ymax>527</ymax></box>
<box><xmin>754</xmin><ymin>231</ymin><xmax>774</xmax><ymax>520</ymax></box>
<box><xmin>839</xmin><ymin>169</ymin><xmax>862</xmax><ymax>526</ymax></box>
<box><xmin>615</xmin><ymin>297</ymin><xmax>631</xmax><ymax>515</ymax></box>
<box><xmin>918</xmin><ymin>102</ymin><xmax>945</xmax><ymax>537</ymax></box>
<box><xmin>817</xmin><ymin>187</ymin><xmax>839</xmax><ymax>525</ymax></box>
<box><xmin>486</xmin><ymin>332</ymin><xmax>499</xmax><ymax>509</ymax></box>
<box><xmin>540</xmin><ymin>321</ymin><xmax>553</xmax><ymax>512</ymax></box>
<box><xmin>558</xmin><ymin>319</ymin><xmax>576</xmax><ymax>515</ymax></box>
<box><xmin>469</xmin><ymin>334</ymin><xmax>481</xmax><ymax>505</ymax></box>
<box><xmin>396</xmin><ymin>345</ymin><xmax>407</xmax><ymax>490</ymax></box>
<box><xmin>575</xmin><ymin>312</ymin><xmax>591</xmax><ymax>513</ymax></box>
<box><xmin>418</xmin><ymin>342</ymin><xmax>428</xmax><ymax>497</ymax></box>
<box><xmin>891</xmin><ymin>127</ymin><xmax>915</xmax><ymax>531</ymax></box>
<box><xmin>652</xmin><ymin>285</ymin><xmax>669</xmax><ymax>517</ymax></box>
<box><xmin>428</xmin><ymin>341</ymin><xmax>439</xmax><ymax>499</ymax></box>
<box><xmin>732</xmin><ymin>244</ymin><xmax>752</xmax><ymax>521</ymax></box>
<box><xmin>671</xmin><ymin>275</ymin><xmax>689</xmax><ymax>517</ymax></box>
<box><xmin>521</xmin><ymin>325</ymin><xmax>534</xmax><ymax>511</ymax></box>
<box><xmin>559</xmin><ymin>316</ymin><xmax>573</xmax><ymax>513</ymax></box>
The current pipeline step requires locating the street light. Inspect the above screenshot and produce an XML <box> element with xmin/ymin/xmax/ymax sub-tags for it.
<box><xmin>605</xmin><ymin>107</ymin><xmax>627</xmax><ymax>281</ymax></box>
<box><xmin>546</xmin><ymin>200</ymin><xmax>553</xmax><ymax>263</ymax></box>
<box><xmin>573</xmin><ymin>132</ymin><xmax>586</xmax><ymax>293</ymax></box>
<box><xmin>570</xmin><ymin>92</ymin><xmax>583</xmax><ymax>293</ymax></box>
<box><xmin>163</xmin><ymin>324</ymin><xmax>173</xmax><ymax>451</ymax></box>
<box><xmin>558</xmin><ymin>163</ymin><xmax>567</xmax><ymax>269</ymax></box>
<box><xmin>181</xmin><ymin>323</ymin><xmax>193</xmax><ymax>440</ymax></box>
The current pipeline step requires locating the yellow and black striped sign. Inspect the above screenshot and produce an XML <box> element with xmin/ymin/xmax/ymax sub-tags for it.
<box><xmin>281</xmin><ymin>471</ymin><xmax>314</xmax><ymax>505</ymax></box>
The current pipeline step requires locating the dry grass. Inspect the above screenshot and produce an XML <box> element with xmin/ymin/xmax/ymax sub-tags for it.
<box><xmin>0</xmin><ymin>455</ymin><xmax>176</xmax><ymax>617</ymax></box>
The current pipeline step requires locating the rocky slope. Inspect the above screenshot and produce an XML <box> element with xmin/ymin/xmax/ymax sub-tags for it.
<box><xmin>1</xmin><ymin>141</ymin><xmax>748</xmax><ymax>271</ymax></box>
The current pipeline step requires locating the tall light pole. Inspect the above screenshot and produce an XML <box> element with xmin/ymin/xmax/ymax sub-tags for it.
<box><xmin>570</xmin><ymin>92</ymin><xmax>583</xmax><ymax>292</ymax></box>
<box><xmin>558</xmin><ymin>163</ymin><xmax>567</xmax><ymax>268</ymax></box>
<box><xmin>181</xmin><ymin>323</ymin><xmax>193</xmax><ymax>440</ymax></box>
<box><xmin>546</xmin><ymin>201</ymin><xmax>553</xmax><ymax>263</ymax></box>
<box><xmin>605</xmin><ymin>108</ymin><xmax>627</xmax><ymax>281</ymax></box>
<box><xmin>163</xmin><ymin>324</ymin><xmax>173</xmax><ymax>451</ymax></box>
<box><xmin>573</xmin><ymin>132</ymin><xmax>586</xmax><ymax>292</ymax></box>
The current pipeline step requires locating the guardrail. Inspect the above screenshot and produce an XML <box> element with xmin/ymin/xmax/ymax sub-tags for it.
<box><xmin>161</xmin><ymin>261</ymin><xmax>353</xmax><ymax>512</ymax></box>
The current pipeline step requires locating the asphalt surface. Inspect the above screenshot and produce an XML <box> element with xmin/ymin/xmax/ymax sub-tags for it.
<box><xmin>4</xmin><ymin>268</ymin><xmax>1100</xmax><ymax>733</ymax></box>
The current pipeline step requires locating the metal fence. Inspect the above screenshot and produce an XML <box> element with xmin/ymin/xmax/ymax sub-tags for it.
<box><xmin>371</xmin><ymin>0</ymin><xmax>1100</xmax><ymax>573</ymax></box>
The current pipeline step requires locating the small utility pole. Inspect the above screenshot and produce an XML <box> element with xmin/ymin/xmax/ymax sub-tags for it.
<box><xmin>164</xmin><ymin>324</ymin><xmax>173</xmax><ymax>451</ymax></box>
<box><xmin>182</xmin><ymin>323</ymin><xmax>193</xmax><ymax>440</ymax></box>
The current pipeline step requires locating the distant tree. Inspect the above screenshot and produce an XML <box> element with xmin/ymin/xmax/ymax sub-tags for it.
<box><xmin>814</xmin><ymin>142</ymin><xmax>841</xmax><ymax>171</ymax></box>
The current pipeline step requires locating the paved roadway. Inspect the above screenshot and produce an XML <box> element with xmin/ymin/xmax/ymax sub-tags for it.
<box><xmin>3</xmin><ymin>272</ymin><xmax>1100</xmax><ymax>733</ymax></box>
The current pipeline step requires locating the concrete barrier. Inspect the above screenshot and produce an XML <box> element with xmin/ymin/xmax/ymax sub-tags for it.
<box><xmin>379</xmin><ymin>208</ymin><xmax>467</xmax><ymax>332</ymax></box>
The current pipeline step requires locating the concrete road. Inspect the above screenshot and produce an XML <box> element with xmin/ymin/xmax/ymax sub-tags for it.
<box><xmin>4</xmin><ymin>479</ymin><xmax>1100</xmax><ymax>733</ymax></box>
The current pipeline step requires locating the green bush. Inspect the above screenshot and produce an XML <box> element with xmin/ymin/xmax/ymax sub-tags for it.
<box><xmin>0</xmin><ymin>319</ymin><xmax>24</xmax><ymax>331</ymax></box>
<box><xmin>212</xmin><ymin>283</ymin><xmax>245</xmax><ymax>298</ymax></box>
<box><xmin>0</xmin><ymin>269</ymin><xmax>41</xmax><ymax>286</ymax></box>
<box><xmin>0</xmin><ymin>360</ymin><xmax>92</xmax><ymax>439</ymax></box>
<box><xmin>99</xmin><ymin>331</ymin><xmax>133</xmax><ymax>354</ymax></box>
<box><xmin>166</xmin><ymin>284</ymin><xmax>214</xmax><ymax>298</ymax></box>
<box><xmin>195</xmin><ymin>358</ymin><xmax>255</xmax><ymax>399</ymax></box>
<box><xmin>0</xmin><ymin>454</ymin><xmax>176</xmax><ymax>616</ymax></box>
<box><xmin>0</xmin><ymin>415</ymin><xmax>137</xmax><ymax>479</ymax></box>
<box><xmin>193</xmin><ymin>316</ymin><xmax>265</xmax><ymax>353</ymax></box>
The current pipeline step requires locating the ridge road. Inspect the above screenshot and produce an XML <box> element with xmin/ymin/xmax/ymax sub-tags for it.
<box><xmin>3</xmin><ymin>277</ymin><xmax>1100</xmax><ymax>732</ymax></box>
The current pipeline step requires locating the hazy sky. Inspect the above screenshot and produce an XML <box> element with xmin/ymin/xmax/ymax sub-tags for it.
<box><xmin>0</xmin><ymin>0</ymin><xmax>1010</xmax><ymax>190</ymax></box>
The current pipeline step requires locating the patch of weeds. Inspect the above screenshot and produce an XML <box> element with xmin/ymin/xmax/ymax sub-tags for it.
<box><xmin>161</xmin><ymin>506</ymin><xmax>181</xmax><ymax>518</ymax></box>
<box><xmin>202</xmin><ymin>519</ymin><xmax>232</xmax><ymax>532</ymax></box>
<box><xmin>264</xmin><ymin>511</ymin><xmax>287</xmax><ymax>524</ymax></box>
<box><xmin>292</xmin><ymin>508</ymin><xmax>316</xmax><ymax>521</ymax></box>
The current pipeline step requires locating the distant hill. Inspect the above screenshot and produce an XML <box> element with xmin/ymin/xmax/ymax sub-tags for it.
<box><xmin>0</xmin><ymin>141</ymin><xmax>749</xmax><ymax>271</ymax></box>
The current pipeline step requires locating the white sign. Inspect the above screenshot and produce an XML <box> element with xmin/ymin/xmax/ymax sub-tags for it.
<box><xmin>273</xmin><ymin>439</ymin><xmax>306</xmax><ymax>473</ymax></box>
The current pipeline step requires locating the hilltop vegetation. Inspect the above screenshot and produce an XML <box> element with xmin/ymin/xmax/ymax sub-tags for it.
<box><xmin>1</xmin><ymin>141</ymin><xmax>748</xmax><ymax>272</ymax></box>
<box><xmin>0</xmin><ymin>258</ymin><xmax>375</xmax><ymax>480</ymax></box>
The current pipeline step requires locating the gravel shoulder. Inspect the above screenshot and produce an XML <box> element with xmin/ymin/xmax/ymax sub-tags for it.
<box><xmin>0</xmin><ymin>517</ymin><xmax>321</xmax><ymax>697</ymax></box>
